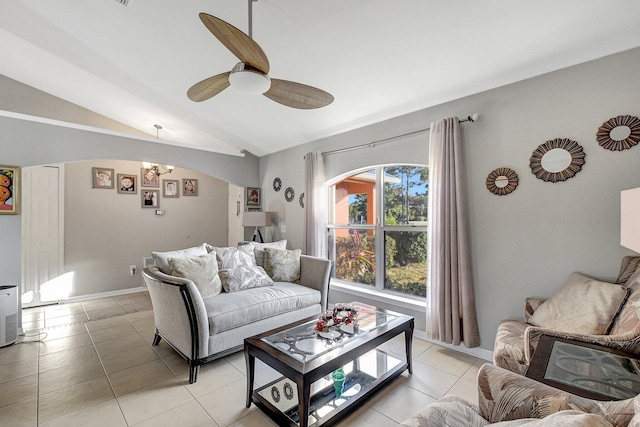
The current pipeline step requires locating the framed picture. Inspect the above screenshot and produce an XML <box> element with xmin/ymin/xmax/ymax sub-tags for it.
<box><xmin>141</xmin><ymin>168</ymin><xmax>159</xmax><ymax>187</ymax></box>
<box><xmin>163</xmin><ymin>179</ymin><xmax>179</xmax><ymax>198</ymax></box>
<box><xmin>183</xmin><ymin>179</ymin><xmax>198</xmax><ymax>196</ymax></box>
<box><xmin>0</xmin><ymin>165</ymin><xmax>20</xmax><ymax>215</ymax></box>
<box><xmin>247</xmin><ymin>207</ymin><xmax>261</xmax><ymax>212</ymax></box>
<box><xmin>117</xmin><ymin>174</ymin><xmax>137</xmax><ymax>194</ymax></box>
<box><xmin>92</xmin><ymin>167</ymin><xmax>114</xmax><ymax>189</ymax></box>
<box><xmin>246</xmin><ymin>187</ymin><xmax>261</xmax><ymax>206</ymax></box>
<box><xmin>141</xmin><ymin>190</ymin><xmax>160</xmax><ymax>208</ymax></box>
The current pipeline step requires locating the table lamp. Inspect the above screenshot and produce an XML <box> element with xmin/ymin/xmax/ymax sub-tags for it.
<box><xmin>621</xmin><ymin>187</ymin><xmax>640</xmax><ymax>253</ymax></box>
<box><xmin>242</xmin><ymin>211</ymin><xmax>271</xmax><ymax>243</ymax></box>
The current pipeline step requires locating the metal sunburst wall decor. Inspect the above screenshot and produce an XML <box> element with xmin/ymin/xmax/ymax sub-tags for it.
<box><xmin>596</xmin><ymin>115</ymin><xmax>640</xmax><ymax>151</ymax></box>
<box><xmin>486</xmin><ymin>167</ymin><xmax>519</xmax><ymax>196</ymax></box>
<box><xmin>529</xmin><ymin>138</ymin><xmax>586</xmax><ymax>183</ymax></box>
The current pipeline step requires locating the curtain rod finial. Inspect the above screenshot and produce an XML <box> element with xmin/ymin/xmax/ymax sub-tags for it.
<box><xmin>469</xmin><ymin>113</ymin><xmax>480</xmax><ymax>122</ymax></box>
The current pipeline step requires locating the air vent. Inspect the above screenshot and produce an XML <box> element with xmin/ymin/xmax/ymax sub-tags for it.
<box><xmin>114</xmin><ymin>0</ymin><xmax>129</xmax><ymax>6</ymax></box>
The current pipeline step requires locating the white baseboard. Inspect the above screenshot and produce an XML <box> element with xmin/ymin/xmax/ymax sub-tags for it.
<box><xmin>61</xmin><ymin>287</ymin><xmax>148</xmax><ymax>303</ymax></box>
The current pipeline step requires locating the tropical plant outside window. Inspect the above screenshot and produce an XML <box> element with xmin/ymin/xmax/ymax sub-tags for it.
<box><xmin>328</xmin><ymin>166</ymin><xmax>428</xmax><ymax>298</ymax></box>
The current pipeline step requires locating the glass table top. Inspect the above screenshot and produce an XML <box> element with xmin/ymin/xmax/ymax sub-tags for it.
<box><xmin>261</xmin><ymin>304</ymin><xmax>398</xmax><ymax>364</ymax></box>
<box><xmin>544</xmin><ymin>340</ymin><xmax>640</xmax><ymax>400</ymax></box>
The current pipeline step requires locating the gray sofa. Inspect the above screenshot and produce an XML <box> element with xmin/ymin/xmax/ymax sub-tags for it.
<box><xmin>142</xmin><ymin>254</ymin><xmax>331</xmax><ymax>383</ymax></box>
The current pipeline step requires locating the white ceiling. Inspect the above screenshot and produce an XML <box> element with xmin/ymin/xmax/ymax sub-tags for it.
<box><xmin>1</xmin><ymin>1</ymin><xmax>640</xmax><ymax>157</ymax></box>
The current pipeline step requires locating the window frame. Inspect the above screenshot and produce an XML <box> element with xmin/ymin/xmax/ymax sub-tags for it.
<box><xmin>326</xmin><ymin>164</ymin><xmax>428</xmax><ymax>301</ymax></box>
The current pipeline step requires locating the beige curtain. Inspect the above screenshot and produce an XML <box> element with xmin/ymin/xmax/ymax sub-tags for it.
<box><xmin>303</xmin><ymin>151</ymin><xmax>326</xmax><ymax>257</ymax></box>
<box><xmin>427</xmin><ymin>117</ymin><xmax>480</xmax><ymax>347</ymax></box>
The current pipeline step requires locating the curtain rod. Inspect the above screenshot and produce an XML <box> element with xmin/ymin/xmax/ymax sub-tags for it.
<box><xmin>321</xmin><ymin>113</ymin><xmax>480</xmax><ymax>157</ymax></box>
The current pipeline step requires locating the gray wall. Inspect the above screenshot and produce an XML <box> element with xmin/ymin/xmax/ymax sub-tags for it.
<box><xmin>259</xmin><ymin>47</ymin><xmax>640</xmax><ymax>350</ymax></box>
<box><xmin>64</xmin><ymin>160</ymin><xmax>228</xmax><ymax>296</ymax></box>
<box><xmin>0</xmin><ymin>116</ymin><xmax>259</xmax><ymax>295</ymax></box>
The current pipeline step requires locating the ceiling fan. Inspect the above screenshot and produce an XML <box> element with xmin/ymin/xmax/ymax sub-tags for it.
<box><xmin>187</xmin><ymin>0</ymin><xmax>334</xmax><ymax>110</ymax></box>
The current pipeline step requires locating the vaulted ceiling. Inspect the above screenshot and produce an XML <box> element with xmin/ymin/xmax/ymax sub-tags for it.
<box><xmin>2</xmin><ymin>1</ymin><xmax>640</xmax><ymax>157</ymax></box>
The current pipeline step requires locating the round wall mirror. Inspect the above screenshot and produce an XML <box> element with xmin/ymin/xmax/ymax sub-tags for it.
<box><xmin>596</xmin><ymin>115</ymin><xmax>640</xmax><ymax>151</ymax></box>
<box><xmin>530</xmin><ymin>138</ymin><xmax>585</xmax><ymax>183</ymax></box>
<box><xmin>486</xmin><ymin>167</ymin><xmax>518</xmax><ymax>196</ymax></box>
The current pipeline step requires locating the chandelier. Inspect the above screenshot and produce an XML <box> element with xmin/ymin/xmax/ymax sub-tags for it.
<box><xmin>142</xmin><ymin>162</ymin><xmax>174</xmax><ymax>176</ymax></box>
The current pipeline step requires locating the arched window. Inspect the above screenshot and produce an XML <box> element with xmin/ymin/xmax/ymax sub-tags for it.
<box><xmin>327</xmin><ymin>165</ymin><xmax>428</xmax><ymax>298</ymax></box>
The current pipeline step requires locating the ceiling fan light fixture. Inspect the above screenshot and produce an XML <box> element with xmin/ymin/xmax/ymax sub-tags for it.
<box><xmin>229</xmin><ymin>62</ymin><xmax>271</xmax><ymax>94</ymax></box>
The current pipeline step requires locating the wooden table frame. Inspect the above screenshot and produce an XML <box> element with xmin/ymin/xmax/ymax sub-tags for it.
<box><xmin>244</xmin><ymin>312</ymin><xmax>414</xmax><ymax>427</ymax></box>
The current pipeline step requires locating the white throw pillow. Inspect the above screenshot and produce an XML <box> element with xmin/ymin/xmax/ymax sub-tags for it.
<box><xmin>529</xmin><ymin>272</ymin><xmax>629</xmax><ymax>335</ymax></box>
<box><xmin>209</xmin><ymin>244</ymin><xmax>257</xmax><ymax>269</ymax></box>
<box><xmin>264</xmin><ymin>248</ymin><xmax>301</xmax><ymax>282</ymax></box>
<box><xmin>218</xmin><ymin>266</ymin><xmax>273</xmax><ymax>292</ymax></box>
<box><xmin>152</xmin><ymin>243</ymin><xmax>209</xmax><ymax>274</ymax></box>
<box><xmin>168</xmin><ymin>252</ymin><xmax>222</xmax><ymax>298</ymax></box>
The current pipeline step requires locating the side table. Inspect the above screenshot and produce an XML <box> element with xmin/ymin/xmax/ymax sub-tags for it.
<box><xmin>526</xmin><ymin>334</ymin><xmax>640</xmax><ymax>400</ymax></box>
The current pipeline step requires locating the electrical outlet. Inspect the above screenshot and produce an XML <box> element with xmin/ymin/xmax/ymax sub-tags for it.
<box><xmin>130</xmin><ymin>265</ymin><xmax>137</xmax><ymax>276</ymax></box>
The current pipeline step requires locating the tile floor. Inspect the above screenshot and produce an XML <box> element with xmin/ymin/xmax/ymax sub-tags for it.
<box><xmin>0</xmin><ymin>291</ymin><xmax>489</xmax><ymax>426</ymax></box>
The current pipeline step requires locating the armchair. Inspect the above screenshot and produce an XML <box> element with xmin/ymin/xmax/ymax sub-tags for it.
<box><xmin>493</xmin><ymin>256</ymin><xmax>640</xmax><ymax>376</ymax></box>
<box><xmin>400</xmin><ymin>364</ymin><xmax>637</xmax><ymax>426</ymax></box>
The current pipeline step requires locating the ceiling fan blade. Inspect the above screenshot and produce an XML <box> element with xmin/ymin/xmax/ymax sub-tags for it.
<box><xmin>187</xmin><ymin>72</ymin><xmax>231</xmax><ymax>102</ymax></box>
<box><xmin>264</xmin><ymin>79</ymin><xmax>334</xmax><ymax>110</ymax></box>
<box><xmin>199</xmin><ymin>13</ymin><xmax>270</xmax><ymax>74</ymax></box>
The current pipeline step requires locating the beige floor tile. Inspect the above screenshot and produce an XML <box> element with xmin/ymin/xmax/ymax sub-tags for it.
<box><xmin>38</xmin><ymin>345</ymin><xmax>99</xmax><ymax>373</ymax></box>
<box><xmin>378</xmin><ymin>335</ymin><xmax>433</xmax><ymax>360</ymax></box>
<box><xmin>85</xmin><ymin>314</ymin><xmax>130</xmax><ymax>332</ymax></box>
<box><xmin>133</xmin><ymin>400</ymin><xmax>218</xmax><ymax>427</ymax></box>
<box><xmin>197</xmin><ymin>378</ymin><xmax>256</xmax><ymax>426</ymax></box>
<box><xmin>125</xmin><ymin>309</ymin><xmax>154</xmax><ymax>323</ymax></box>
<box><xmin>336</xmin><ymin>404</ymin><xmax>397</xmax><ymax>427</ymax></box>
<box><xmin>38</xmin><ymin>376</ymin><xmax>114</xmax><ymax>424</ymax></box>
<box><xmin>38</xmin><ymin>358</ymin><xmax>106</xmax><ymax>395</ymax></box>
<box><xmin>120</xmin><ymin>301</ymin><xmax>153</xmax><ymax>314</ymax></box>
<box><xmin>38</xmin><ymin>333</ymin><xmax>93</xmax><ymax>355</ymax></box>
<box><xmin>85</xmin><ymin>305</ymin><xmax>127</xmax><ymax>321</ymax></box>
<box><xmin>415</xmin><ymin>344</ymin><xmax>478</xmax><ymax>377</ymax></box>
<box><xmin>93</xmin><ymin>331</ymin><xmax>148</xmax><ymax>357</ymax></box>
<box><xmin>81</xmin><ymin>298</ymin><xmax>119</xmax><ymax>311</ymax></box>
<box><xmin>99</xmin><ymin>343</ymin><xmax>159</xmax><ymax>374</ymax></box>
<box><xmin>161</xmin><ymin>352</ymin><xmax>191</xmax><ymax>377</ymax></box>
<box><xmin>462</xmin><ymin>358</ymin><xmax>491</xmax><ymax>382</ymax></box>
<box><xmin>114</xmin><ymin>291</ymin><xmax>150</xmax><ymax>304</ymax></box>
<box><xmin>21</xmin><ymin>320</ymin><xmax>45</xmax><ymax>332</ymax></box>
<box><xmin>89</xmin><ymin>322</ymin><xmax>138</xmax><ymax>343</ymax></box>
<box><xmin>224</xmin><ymin>351</ymin><xmax>247</xmax><ymax>375</ymax></box>
<box><xmin>109</xmin><ymin>359</ymin><xmax>175</xmax><ymax>396</ymax></box>
<box><xmin>0</xmin><ymin>397</ymin><xmax>37</xmax><ymax>427</ymax></box>
<box><xmin>446</xmin><ymin>378</ymin><xmax>479</xmax><ymax>405</ymax></box>
<box><xmin>183</xmin><ymin>359</ymin><xmax>246</xmax><ymax>397</ymax></box>
<box><xmin>129</xmin><ymin>317</ymin><xmax>154</xmax><ymax>335</ymax></box>
<box><xmin>40</xmin><ymin>323</ymin><xmax>88</xmax><ymax>341</ymax></box>
<box><xmin>365</xmin><ymin>381</ymin><xmax>436</xmax><ymax>423</ymax></box>
<box><xmin>397</xmin><ymin>359</ymin><xmax>459</xmax><ymax>399</ymax></box>
<box><xmin>39</xmin><ymin>399</ymin><xmax>127</xmax><ymax>427</ymax></box>
<box><xmin>45</xmin><ymin>313</ymin><xmax>89</xmax><ymax>328</ymax></box>
<box><xmin>116</xmin><ymin>377</ymin><xmax>193</xmax><ymax>426</ymax></box>
<box><xmin>0</xmin><ymin>341</ymin><xmax>38</xmax><ymax>365</ymax></box>
<box><xmin>43</xmin><ymin>303</ymin><xmax>85</xmax><ymax>316</ymax></box>
<box><xmin>21</xmin><ymin>310</ymin><xmax>44</xmax><ymax>323</ymax></box>
<box><xmin>0</xmin><ymin>374</ymin><xmax>38</xmax><ymax>409</ymax></box>
<box><xmin>227</xmin><ymin>409</ymin><xmax>279</xmax><ymax>427</ymax></box>
<box><xmin>149</xmin><ymin>339</ymin><xmax>178</xmax><ymax>358</ymax></box>
<box><xmin>0</xmin><ymin>356</ymin><xmax>38</xmax><ymax>384</ymax></box>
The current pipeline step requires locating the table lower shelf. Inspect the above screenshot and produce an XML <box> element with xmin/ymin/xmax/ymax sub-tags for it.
<box><xmin>252</xmin><ymin>349</ymin><xmax>406</xmax><ymax>427</ymax></box>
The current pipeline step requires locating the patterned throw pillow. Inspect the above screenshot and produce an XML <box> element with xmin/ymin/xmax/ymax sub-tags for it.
<box><xmin>264</xmin><ymin>248</ymin><xmax>301</xmax><ymax>282</ymax></box>
<box><xmin>152</xmin><ymin>243</ymin><xmax>209</xmax><ymax>274</ymax></box>
<box><xmin>218</xmin><ymin>266</ymin><xmax>273</xmax><ymax>292</ymax></box>
<box><xmin>168</xmin><ymin>252</ymin><xmax>222</xmax><ymax>298</ymax></box>
<box><xmin>253</xmin><ymin>240</ymin><xmax>288</xmax><ymax>267</ymax></box>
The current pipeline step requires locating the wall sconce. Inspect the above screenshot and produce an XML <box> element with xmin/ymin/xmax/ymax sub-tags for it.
<box><xmin>242</xmin><ymin>211</ymin><xmax>272</xmax><ymax>243</ymax></box>
<box><xmin>142</xmin><ymin>162</ymin><xmax>174</xmax><ymax>177</ymax></box>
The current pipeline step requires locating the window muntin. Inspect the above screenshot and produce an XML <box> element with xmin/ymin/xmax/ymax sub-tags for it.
<box><xmin>328</xmin><ymin>165</ymin><xmax>428</xmax><ymax>298</ymax></box>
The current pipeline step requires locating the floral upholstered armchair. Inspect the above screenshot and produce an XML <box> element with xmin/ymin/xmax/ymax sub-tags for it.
<box><xmin>493</xmin><ymin>256</ymin><xmax>640</xmax><ymax>376</ymax></box>
<box><xmin>400</xmin><ymin>363</ymin><xmax>637</xmax><ymax>426</ymax></box>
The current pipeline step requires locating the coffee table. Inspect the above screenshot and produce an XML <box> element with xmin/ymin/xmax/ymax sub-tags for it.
<box><xmin>244</xmin><ymin>303</ymin><xmax>414</xmax><ymax>427</ymax></box>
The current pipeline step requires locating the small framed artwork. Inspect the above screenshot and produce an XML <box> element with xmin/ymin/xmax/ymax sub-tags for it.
<box><xmin>183</xmin><ymin>179</ymin><xmax>198</xmax><ymax>196</ymax></box>
<box><xmin>142</xmin><ymin>190</ymin><xmax>160</xmax><ymax>208</ymax></box>
<box><xmin>117</xmin><ymin>174</ymin><xmax>137</xmax><ymax>194</ymax></box>
<box><xmin>246</xmin><ymin>187</ymin><xmax>261</xmax><ymax>206</ymax></box>
<box><xmin>0</xmin><ymin>165</ymin><xmax>20</xmax><ymax>215</ymax></box>
<box><xmin>141</xmin><ymin>168</ymin><xmax>159</xmax><ymax>187</ymax></box>
<box><xmin>163</xmin><ymin>179</ymin><xmax>179</xmax><ymax>198</ymax></box>
<box><xmin>92</xmin><ymin>167</ymin><xmax>114</xmax><ymax>189</ymax></box>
